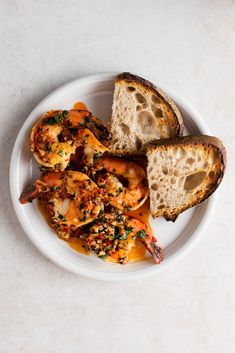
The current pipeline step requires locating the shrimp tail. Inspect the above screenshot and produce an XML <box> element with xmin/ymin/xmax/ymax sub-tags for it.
<box><xmin>142</xmin><ymin>239</ymin><xmax>163</xmax><ymax>264</ymax></box>
<box><xmin>19</xmin><ymin>181</ymin><xmax>48</xmax><ymax>204</ymax></box>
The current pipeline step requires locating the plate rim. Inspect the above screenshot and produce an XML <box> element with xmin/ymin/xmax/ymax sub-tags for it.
<box><xmin>9</xmin><ymin>72</ymin><xmax>218</xmax><ymax>281</ymax></box>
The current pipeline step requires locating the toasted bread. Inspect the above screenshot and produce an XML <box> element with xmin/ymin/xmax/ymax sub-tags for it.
<box><xmin>146</xmin><ymin>135</ymin><xmax>226</xmax><ymax>221</ymax></box>
<box><xmin>110</xmin><ymin>72</ymin><xmax>184</xmax><ymax>154</ymax></box>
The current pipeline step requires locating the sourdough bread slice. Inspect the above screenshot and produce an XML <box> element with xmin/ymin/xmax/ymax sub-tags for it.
<box><xmin>146</xmin><ymin>135</ymin><xmax>226</xmax><ymax>221</ymax></box>
<box><xmin>111</xmin><ymin>72</ymin><xmax>184</xmax><ymax>154</ymax></box>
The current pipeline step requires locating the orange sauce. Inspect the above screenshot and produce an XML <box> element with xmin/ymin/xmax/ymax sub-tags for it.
<box><xmin>105</xmin><ymin>239</ymin><xmax>146</xmax><ymax>263</ymax></box>
<box><xmin>37</xmin><ymin>198</ymin><xmax>52</xmax><ymax>227</ymax></box>
<box><xmin>129</xmin><ymin>239</ymin><xmax>146</xmax><ymax>261</ymax></box>
<box><xmin>67</xmin><ymin>238</ymin><xmax>90</xmax><ymax>255</ymax></box>
<box><xmin>73</xmin><ymin>101</ymin><xmax>88</xmax><ymax>110</ymax></box>
<box><xmin>124</xmin><ymin>198</ymin><xmax>150</xmax><ymax>223</ymax></box>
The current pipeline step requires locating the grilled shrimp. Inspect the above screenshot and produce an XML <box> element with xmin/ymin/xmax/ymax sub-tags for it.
<box><xmin>19</xmin><ymin>170</ymin><xmax>103</xmax><ymax>238</ymax></box>
<box><xmin>76</xmin><ymin>211</ymin><xmax>163</xmax><ymax>264</ymax></box>
<box><xmin>71</xmin><ymin>128</ymin><xmax>108</xmax><ymax>166</ymax></box>
<box><xmin>30</xmin><ymin>110</ymin><xmax>111</xmax><ymax>170</ymax></box>
<box><xmin>92</xmin><ymin>156</ymin><xmax>149</xmax><ymax>211</ymax></box>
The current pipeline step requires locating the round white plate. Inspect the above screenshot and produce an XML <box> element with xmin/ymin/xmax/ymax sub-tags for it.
<box><xmin>10</xmin><ymin>72</ymin><xmax>217</xmax><ymax>281</ymax></box>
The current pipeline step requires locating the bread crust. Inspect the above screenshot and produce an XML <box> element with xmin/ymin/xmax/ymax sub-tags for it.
<box><xmin>116</xmin><ymin>72</ymin><xmax>184</xmax><ymax>136</ymax></box>
<box><xmin>147</xmin><ymin>135</ymin><xmax>226</xmax><ymax>221</ymax></box>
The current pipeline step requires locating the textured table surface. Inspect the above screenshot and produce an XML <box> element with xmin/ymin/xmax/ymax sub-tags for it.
<box><xmin>0</xmin><ymin>1</ymin><xmax>234</xmax><ymax>352</ymax></box>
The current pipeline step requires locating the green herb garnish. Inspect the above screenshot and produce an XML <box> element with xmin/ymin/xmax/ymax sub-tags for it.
<box><xmin>117</xmin><ymin>187</ymin><xmax>123</xmax><ymax>196</ymax></box>
<box><xmin>84</xmin><ymin>116</ymin><xmax>90</xmax><ymax>124</ymax></box>
<box><xmin>137</xmin><ymin>230</ymin><xmax>146</xmax><ymax>239</ymax></box>
<box><xmin>47</xmin><ymin>112</ymin><xmax>63</xmax><ymax>125</ymax></box>
<box><xmin>114</xmin><ymin>226</ymin><xmax>120</xmax><ymax>237</ymax></box>
<box><xmin>39</xmin><ymin>165</ymin><xmax>47</xmax><ymax>174</ymax></box>
<box><xmin>57</xmin><ymin>149</ymin><xmax>63</xmax><ymax>157</ymax></box>
<box><xmin>93</xmin><ymin>152</ymin><xmax>103</xmax><ymax>162</ymax></box>
<box><xmin>62</xmin><ymin>110</ymin><xmax>68</xmax><ymax>117</ymax></box>
<box><xmin>116</xmin><ymin>213</ymin><xmax>123</xmax><ymax>222</ymax></box>
<box><xmin>124</xmin><ymin>226</ymin><xmax>133</xmax><ymax>235</ymax></box>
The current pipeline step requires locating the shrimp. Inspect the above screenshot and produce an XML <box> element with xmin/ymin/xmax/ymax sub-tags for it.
<box><xmin>19</xmin><ymin>170</ymin><xmax>103</xmax><ymax>238</ymax></box>
<box><xmin>30</xmin><ymin>110</ymin><xmax>111</xmax><ymax>170</ymax></box>
<box><xmin>91</xmin><ymin>156</ymin><xmax>149</xmax><ymax>211</ymax></box>
<box><xmin>76</xmin><ymin>211</ymin><xmax>163</xmax><ymax>264</ymax></box>
<box><xmin>69</xmin><ymin>128</ymin><xmax>108</xmax><ymax>166</ymax></box>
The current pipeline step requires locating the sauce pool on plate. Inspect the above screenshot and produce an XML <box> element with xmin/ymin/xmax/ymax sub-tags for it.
<box><xmin>73</xmin><ymin>101</ymin><xmax>88</xmax><ymax>110</ymax></box>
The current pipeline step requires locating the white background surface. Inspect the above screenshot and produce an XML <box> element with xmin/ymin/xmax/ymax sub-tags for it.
<box><xmin>0</xmin><ymin>1</ymin><xmax>234</xmax><ymax>352</ymax></box>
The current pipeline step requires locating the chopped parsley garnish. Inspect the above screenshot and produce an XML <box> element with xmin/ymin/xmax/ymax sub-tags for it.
<box><xmin>116</xmin><ymin>213</ymin><xmax>123</xmax><ymax>222</ymax></box>
<box><xmin>39</xmin><ymin>166</ymin><xmax>47</xmax><ymax>174</ymax></box>
<box><xmin>117</xmin><ymin>187</ymin><xmax>123</xmax><ymax>196</ymax></box>
<box><xmin>124</xmin><ymin>226</ymin><xmax>133</xmax><ymax>235</ymax></box>
<box><xmin>98</xmin><ymin>253</ymin><xmax>108</xmax><ymax>260</ymax></box>
<box><xmin>47</xmin><ymin>112</ymin><xmax>63</xmax><ymax>125</ymax></box>
<box><xmin>84</xmin><ymin>116</ymin><xmax>90</xmax><ymax>124</ymax></box>
<box><xmin>114</xmin><ymin>226</ymin><xmax>120</xmax><ymax>238</ymax></box>
<box><xmin>119</xmin><ymin>233</ymin><xmax>127</xmax><ymax>240</ymax></box>
<box><xmin>137</xmin><ymin>230</ymin><xmax>146</xmax><ymax>239</ymax></box>
<box><xmin>57</xmin><ymin>149</ymin><xmax>63</xmax><ymax>157</ymax></box>
<box><xmin>114</xmin><ymin>226</ymin><xmax>127</xmax><ymax>240</ymax></box>
<box><xmin>54</xmin><ymin>113</ymin><xmax>63</xmax><ymax>124</ymax></box>
<box><xmin>93</xmin><ymin>152</ymin><xmax>103</xmax><ymax>162</ymax></box>
<box><xmin>47</xmin><ymin>117</ymin><xmax>57</xmax><ymax>125</ymax></box>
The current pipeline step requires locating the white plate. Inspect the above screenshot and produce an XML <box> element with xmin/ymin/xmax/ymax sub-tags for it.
<box><xmin>10</xmin><ymin>72</ymin><xmax>217</xmax><ymax>281</ymax></box>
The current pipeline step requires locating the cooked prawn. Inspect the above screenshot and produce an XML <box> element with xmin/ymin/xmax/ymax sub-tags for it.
<box><xmin>76</xmin><ymin>211</ymin><xmax>163</xmax><ymax>264</ymax></box>
<box><xmin>68</xmin><ymin>128</ymin><xmax>108</xmax><ymax>166</ymax></box>
<box><xmin>31</xmin><ymin>110</ymin><xmax>111</xmax><ymax>170</ymax></box>
<box><xmin>20</xmin><ymin>170</ymin><xmax>103</xmax><ymax>238</ymax></box>
<box><xmin>92</xmin><ymin>156</ymin><xmax>149</xmax><ymax>211</ymax></box>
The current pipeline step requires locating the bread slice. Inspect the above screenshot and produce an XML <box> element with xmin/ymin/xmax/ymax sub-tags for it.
<box><xmin>146</xmin><ymin>135</ymin><xmax>226</xmax><ymax>221</ymax></box>
<box><xmin>111</xmin><ymin>72</ymin><xmax>184</xmax><ymax>154</ymax></box>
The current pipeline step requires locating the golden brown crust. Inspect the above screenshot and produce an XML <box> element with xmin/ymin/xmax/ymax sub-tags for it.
<box><xmin>147</xmin><ymin>135</ymin><xmax>226</xmax><ymax>221</ymax></box>
<box><xmin>116</xmin><ymin>72</ymin><xmax>184</xmax><ymax>136</ymax></box>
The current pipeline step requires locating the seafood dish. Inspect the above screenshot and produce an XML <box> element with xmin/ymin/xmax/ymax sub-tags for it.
<box><xmin>19</xmin><ymin>72</ymin><xmax>226</xmax><ymax>266</ymax></box>
<box><xmin>20</xmin><ymin>104</ymin><xmax>163</xmax><ymax>265</ymax></box>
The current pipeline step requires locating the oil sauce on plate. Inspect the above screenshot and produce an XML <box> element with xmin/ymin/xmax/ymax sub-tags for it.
<box><xmin>73</xmin><ymin>101</ymin><xmax>88</xmax><ymax>110</ymax></box>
